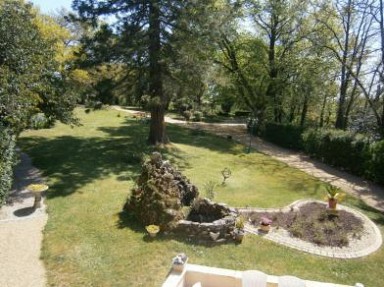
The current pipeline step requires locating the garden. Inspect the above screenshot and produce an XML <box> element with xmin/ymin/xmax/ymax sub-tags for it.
<box><xmin>19</xmin><ymin>108</ymin><xmax>384</xmax><ymax>287</ymax></box>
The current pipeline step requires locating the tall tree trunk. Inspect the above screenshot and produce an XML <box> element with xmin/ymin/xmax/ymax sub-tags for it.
<box><xmin>267</xmin><ymin>17</ymin><xmax>282</xmax><ymax>123</ymax></box>
<box><xmin>335</xmin><ymin>0</ymin><xmax>352</xmax><ymax>130</ymax></box>
<box><xmin>379</xmin><ymin>0</ymin><xmax>384</xmax><ymax>138</ymax></box>
<box><xmin>300</xmin><ymin>92</ymin><xmax>309</xmax><ymax>127</ymax></box>
<box><xmin>319</xmin><ymin>92</ymin><xmax>328</xmax><ymax>128</ymax></box>
<box><xmin>148</xmin><ymin>1</ymin><xmax>168</xmax><ymax>145</ymax></box>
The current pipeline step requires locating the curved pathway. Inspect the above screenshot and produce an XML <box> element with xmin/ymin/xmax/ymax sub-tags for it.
<box><xmin>0</xmin><ymin>153</ymin><xmax>47</xmax><ymax>287</ymax></box>
<box><xmin>113</xmin><ymin>106</ymin><xmax>384</xmax><ymax>213</ymax></box>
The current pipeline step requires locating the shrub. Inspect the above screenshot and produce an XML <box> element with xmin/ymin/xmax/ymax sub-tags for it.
<box><xmin>302</xmin><ymin>129</ymin><xmax>370</xmax><ymax>175</ymax></box>
<box><xmin>262</xmin><ymin>123</ymin><xmax>304</xmax><ymax>150</ymax></box>
<box><xmin>29</xmin><ymin>113</ymin><xmax>50</xmax><ymax>130</ymax></box>
<box><xmin>192</xmin><ymin>111</ymin><xmax>203</xmax><ymax>122</ymax></box>
<box><xmin>182</xmin><ymin>110</ymin><xmax>192</xmax><ymax>121</ymax></box>
<box><xmin>221</xmin><ymin>102</ymin><xmax>233</xmax><ymax>114</ymax></box>
<box><xmin>0</xmin><ymin>126</ymin><xmax>17</xmax><ymax>206</ymax></box>
<box><xmin>234</xmin><ymin>111</ymin><xmax>251</xmax><ymax>117</ymax></box>
<box><xmin>367</xmin><ymin>140</ymin><xmax>384</xmax><ymax>184</ymax></box>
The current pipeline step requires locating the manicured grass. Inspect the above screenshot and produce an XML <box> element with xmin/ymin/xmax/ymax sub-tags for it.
<box><xmin>19</xmin><ymin>108</ymin><xmax>384</xmax><ymax>287</ymax></box>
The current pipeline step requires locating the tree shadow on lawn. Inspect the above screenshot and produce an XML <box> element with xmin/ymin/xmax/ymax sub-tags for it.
<box><xmin>353</xmin><ymin>199</ymin><xmax>384</xmax><ymax>225</ymax></box>
<box><xmin>20</xmin><ymin>135</ymin><xmax>143</xmax><ymax>198</ymax></box>
<box><xmin>19</xmin><ymin>120</ymin><xmax>243</xmax><ymax>200</ymax></box>
<box><xmin>168</xmin><ymin>124</ymin><xmax>244</xmax><ymax>155</ymax></box>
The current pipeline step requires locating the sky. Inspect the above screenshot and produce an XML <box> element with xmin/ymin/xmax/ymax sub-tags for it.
<box><xmin>29</xmin><ymin>0</ymin><xmax>73</xmax><ymax>14</ymax></box>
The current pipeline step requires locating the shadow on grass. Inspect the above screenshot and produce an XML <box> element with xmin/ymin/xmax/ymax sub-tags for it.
<box><xmin>168</xmin><ymin>124</ymin><xmax>243</xmax><ymax>155</ymax></box>
<box><xmin>353</xmin><ymin>199</ymin><xmax>384</xmax><ymax>225</ymax></box>
<box><xmin>19</xmin><ymin>119</ymin><xmax>245</xmax><ymax>200</ymax></box>
<box><xmin>21</xmin><ymin>134</ymin><xmax>145</xmax><ymax>199</ymax></box>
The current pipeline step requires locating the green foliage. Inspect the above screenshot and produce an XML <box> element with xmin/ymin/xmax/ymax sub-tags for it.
<box><xmin>326</xmin><ymin>185</ymin><xmax>342</xmax><ymax>199</ymax></box>
<box><xmin>367</xmin><ymin>140</ymin><xmax>384</xmax><ymax>184</ymax></box>
<box><xmin>29</xmin><ymin>113</ymin><xmax>51</xmax><ymax>130</ymax></box>
<box><xmin>261</xmin><ymin>123</ymin><xmax>304</xmax><ymax>150</ymax></box>
<box><xmin>235</xmin><ymin>215</ymin><xmax>245</xmax><ymax>230</ymax></box>
<box><xmin>192</xmin><ymin>111</ymin><xmax>203</xmax><ymax>122</ymax></box>
<box><xmin>0</xmin><ymin>0</ymin><xmax>77</xmax><ymax>134</ymax></box>
<box><xmin>0</xmin><ymin>126</ymin><xmax>17</xmax><ymax>205</ymax></box>
<box><xmin>302</xmin><ymin>129</ymin><xmax>370</xmax><ymax>175</ymax></box>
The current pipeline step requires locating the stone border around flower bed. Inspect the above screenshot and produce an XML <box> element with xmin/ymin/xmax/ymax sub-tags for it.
<box><xmin>238</xmin><ymin>200</ymin><xmax>382</xmax><ymax>259</ymax></box>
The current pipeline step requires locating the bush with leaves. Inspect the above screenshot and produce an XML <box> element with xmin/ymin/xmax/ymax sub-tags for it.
<box><xmin>367</xmin><ymin>140</ymin><xmax>384</xmax><ymax>184</ymax></box>
<box><xmin>262</xmin><ymin>123</ymin><xmax>304</xmax><ymax>150</ymax></box>
<box><xmin>0</xmin><ymin>126</ymin><xmax>17</xmax><ymax>205</ymax></box>
<box><xmin>192</xmin><ymin>111</ymin><xmax>203</xmax><ymax>122</ymax></box>
<box><xmin>302</xmin><ymin>129</ymin><xmax>370</xmax><ymax>175</ymax></box>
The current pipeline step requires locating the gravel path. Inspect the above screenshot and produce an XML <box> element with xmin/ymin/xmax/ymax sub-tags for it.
<box><xmin>0</xmin><ymin>153</ymin><xmax>47</xmax><ymax>287</ymax></box>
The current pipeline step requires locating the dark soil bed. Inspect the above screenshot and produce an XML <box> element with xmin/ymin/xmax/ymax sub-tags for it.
<box><xmin>246</xmin><ymin>202</ymin><xmax>364</xmax><ymax>247</ymax></box>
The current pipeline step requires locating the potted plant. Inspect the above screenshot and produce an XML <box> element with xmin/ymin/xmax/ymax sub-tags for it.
<box><xmin>145</xmin><ymin>224</ymin><xmax>160</xmax><ymax>237</ymax></box>
<box><xmin>27</xmin><ymin>184</ymin><xmax>48</xmax><ymax>209</ymax></box>
<box><xmin>233</xmin><ymin>216</ymin><xmax>245</xmax><ymax>243</ymax></box>
<box><xmin>259</xmin><ymin>216</ymin><xmax>272</xmax><ymax>232</ymax></box>
<box><xmin>326</xmin><ymin>185</ymin><xmax>345</xmax><ymax>210</ymax></box>
<box><xmin>172</xmin><ymin>253</ymin><xmax>188</xmax><ymax>272</ymax></box>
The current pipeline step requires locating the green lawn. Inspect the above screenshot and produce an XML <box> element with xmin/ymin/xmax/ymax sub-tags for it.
<box><xmin>19</xmin><ymin>108</ymin><xmax>384</xmax><ymax>287</ymax></box>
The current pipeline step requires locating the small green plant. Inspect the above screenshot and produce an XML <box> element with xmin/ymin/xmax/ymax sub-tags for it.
<box><xmin>221</xmin><ymin>167</ymin><xmax>232</xmax><ymax>185</ymax></box>
<box><xmin>325</xmin><ymin>185</ymin><xmax>345</xmax><ymax>201</ymax></box>
<box><xmin>204</xmin><ymin>181</ymin><xmax>217</xmax><ymax>200</ymax></box>
<box><xmin>235</xmin><ymin>215</ymin><xmax>245</xmax><ymax>230</ymax></box>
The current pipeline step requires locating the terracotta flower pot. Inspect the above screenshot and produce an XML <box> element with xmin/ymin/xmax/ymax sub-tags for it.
<box><xmin>259</xmin><ymin>224</ymin><xmax>270</xmax><ymax>232</ymax></box>
<box><xmin>328</xmin><ymin>198</ymin><xmax>337</xmax><ymax>210</ymax></box>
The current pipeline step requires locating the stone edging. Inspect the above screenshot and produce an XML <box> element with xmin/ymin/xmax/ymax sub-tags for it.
<box><xmin>238</xmin><ymin>200</ymin><xmax>382</xmax><ymax>259</ymax></box>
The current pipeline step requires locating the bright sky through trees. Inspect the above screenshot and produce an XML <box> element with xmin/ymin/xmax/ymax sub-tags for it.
<box><xmin>28</xmin><ymin>0</ymin><xmax>72</xmax><ymax>13</ymax></box>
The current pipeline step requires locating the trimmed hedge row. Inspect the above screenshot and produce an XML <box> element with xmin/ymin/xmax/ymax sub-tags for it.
<box><xmin>258</xmin><ymin>123</ymin><xmax>384</xmax><ymax>185</ymax></box>
<box><xmin>0</xmin><ymin>126</ymin><xmax>17</xmax><ymax>206</ymax></box>
<box><xmin>368</xmin><ymin>141</ymin><xmax>384</xmax><ymax>184</ymax></box>
<box><xmin>261</xmin><ymin>123</ymin><xmax>304</xmax><ymax>150</ymax></box>
<box><xmin>302</xmin><ymin>129</ymin><xmax>370</xmax><ymax>176</ymax></box>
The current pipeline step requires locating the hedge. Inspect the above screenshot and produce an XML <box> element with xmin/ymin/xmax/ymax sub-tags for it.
<box><xmin>0</xmin><ymin>126</ymin><xmax>17</xmax><ymax>206</ymax></box>
<box><xmin>367</xmin><ymin>140</ymin><xmax>384</xmax><ymax>184</ymax></box>
<box><xmin>260</xmin><ymin>124</ymin><xmax>384</xmax><ymax>185</ymax></box>
<box><xmin>302</xmin><ymin>129</ymin><xmax>370</xmax><ymax>176</ymax></box>
<box><xmin>300</xmin><ymin>128</ymin><xmax>384</xmax><ymax>185</ymax></box>
<box><xmin>261</xmin><ymin>123</ymin><xmax>304</xmax><ymax>150</ymax></box>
